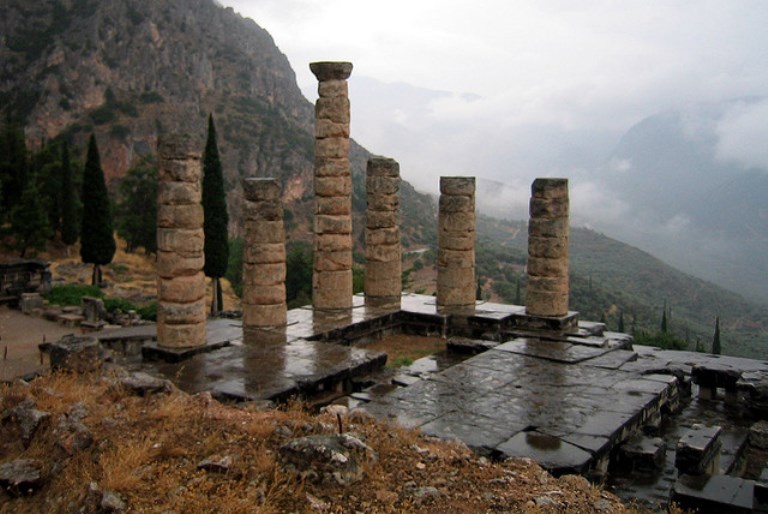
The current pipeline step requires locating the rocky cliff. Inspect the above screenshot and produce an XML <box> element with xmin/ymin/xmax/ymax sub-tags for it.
<box><xmin>0</xmin><ymin>0</ymin><xmax>435</xmax><ymax>243</ymax></box>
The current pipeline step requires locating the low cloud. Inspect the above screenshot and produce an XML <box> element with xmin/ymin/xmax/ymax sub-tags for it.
<box><xmin>716</xmin><ymin>99</ymin><xmax>768</xmax><ymax>171</ymax></box>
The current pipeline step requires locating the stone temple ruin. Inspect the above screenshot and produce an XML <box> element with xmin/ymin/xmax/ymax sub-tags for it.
<box><xmin>44</xmin><ymin>61</ymin><xmax>768</xmax><ymax>513</ymax></box>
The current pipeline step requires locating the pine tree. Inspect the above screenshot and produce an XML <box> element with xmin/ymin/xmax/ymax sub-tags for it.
<box><xmin>60</xmin><ymin>142</ymin><xmax>79</xmax><ymax>248</ymax></box>
<box><xmin>0</xmin><ymin>121</ymin><xmax>28</xmax><ymax>222</ymax></box>
<box><xmin>80</xmin><ymin>135</ymin><xmax>116</xmax><ymax>285</ymax></box>
<box><xmin>10</xmin><ymin>169</ymin><xmax>50</xmax><ymax>257</ymax></box>
<box><xmin>202</xmin><ymin>114</ymin><xmax>229</xmax><ymax>315</ymax></box>
<box><xmin>712</xmin><ymin>316</ymin><xmax>722</xmax><ymax>355</ymax></box>
<box><xmin>116</xmin><ymin>157</ymin><xmax>157</xmax><ymax>254</ymax></box>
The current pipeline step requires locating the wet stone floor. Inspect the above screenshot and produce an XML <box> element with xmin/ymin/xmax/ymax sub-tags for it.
<box><xmin>97</xmin><ymin>293</ymin><xmax>768</xmax><ymax>512</ymax></box>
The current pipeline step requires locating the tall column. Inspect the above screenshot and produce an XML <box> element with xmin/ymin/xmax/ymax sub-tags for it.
<box><xmin>526</xmin><ymin>178</ymin><xmax>569</xmax><ymax>317</ymax></box>
<box><xmin>365</xmin><ymin>157</ymin><xmax>401</xmax><ymax>305</ymax></box>
<box><xmin>242</xmin><ymin>178</ymin><xmax>287</xmax><ymax>328</ymax></box>
<box><xmin>436</xmin><ymin>177</ymin><xmax>476</xmax><ymax>310</ymax></box>
<box><xmin>310</xmin><ymin>61</ymin><xmax>354</xmax><ymax>310</ymax></box>
<box><xmin>156</xmin><ymin>134</ymin><xmax>206</xmax><ymax>348</ymax></box>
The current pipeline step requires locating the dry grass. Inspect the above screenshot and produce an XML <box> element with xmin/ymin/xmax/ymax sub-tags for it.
<box><xmin>0</xmin><ymin>370</ymin><xmax>643</xmax><ymax>513</ymax></box>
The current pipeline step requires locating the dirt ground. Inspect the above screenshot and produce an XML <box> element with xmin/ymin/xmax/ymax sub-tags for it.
<box><xmin>0</xmin><ymin>305</ymin><xmax>76</xmax><ymax>382</ymax></box>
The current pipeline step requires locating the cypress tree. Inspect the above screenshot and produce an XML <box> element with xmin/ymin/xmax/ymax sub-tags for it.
<box><xmin>80</xmin><ymin>134</ymin><xmax>116</xmax><ymax>285</ymax></box>
<box><xmin>660</xmin><ymin>300</ymin><xmax>668</xmax><ymax>333</ymax></box>
<box><xmin>202</xmin><ymin>114</ymin><xmax>229</xmax><ymax>315</ymax></box>
<box><xmin>476</xmin><ymin>280</ymin><xmax>483</xmax><ymax>301</ymax></box>
<box><xmin>60</xmin><ymin>142</ymin><xmax>79</xmax><ymax>248</ymax></box>
<box><xmin>618</xmin><ymin>311</ymin><xmax>625</xmax><ymax>333</ymax></box>
<box><xmin>11</xmin><ymin>169</ymin><xmax>50</xmax><ymax>257</ymax></box>
<box><xmin>514</xmin><ymin>278</ymin><xmax>522</xmax><ymax>305</ymax></box>
<box><xmin>712</xmin><ymin>316</ymin><xmax>722</xmax><ymax>355</ymax></box>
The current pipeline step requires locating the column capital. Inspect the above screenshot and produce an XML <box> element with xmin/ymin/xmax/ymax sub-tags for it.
<box><xmin>310</xmin><ymin>61</ymin><xmax>353</xmax><ymax>81</ymax></box>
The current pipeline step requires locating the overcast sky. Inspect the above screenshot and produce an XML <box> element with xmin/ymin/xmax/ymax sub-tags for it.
<box><xmin>220</xmin><ymin>1</ymin><xmax>768</xmax><ymax>208</ymax></box>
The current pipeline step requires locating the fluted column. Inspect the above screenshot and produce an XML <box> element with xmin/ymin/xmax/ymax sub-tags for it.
<box><xmin>242</xmin><ymin>178</ymin><xmax>287</xmax><ymax>328</ymax></box>
<box><xmin>310</xmin><ymin>61</ymin><xmax>354</xmax><ymax>310</ymax></box>
<box><xmin>436</xmin><ymin>177</ymin><xmax>476</xmax><ymax>309</ymax></box>
<box><xmin>526</xmin><ymin>178</ymin><xmax>569</xmax><ymax>317</ymax></box>
<box><xmin>365</xmin><ymin>157</ymin><xmax>401</xmax><ymax>305</ymax></box>
<box><xmin>156</xmin><ymin>134</ymin><xmax>206</xmax><ymax>348</ymax></box>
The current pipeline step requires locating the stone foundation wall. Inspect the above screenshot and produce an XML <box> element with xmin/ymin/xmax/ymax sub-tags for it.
<box><xmin>156</xmin><ymin>134</ymin><xmax>206</xmax><ymax>348</ymax></box>
<box><xmin>526</xmin><ymin>178</ymin><xmax>569</xmax><ymax>318</ymax></box>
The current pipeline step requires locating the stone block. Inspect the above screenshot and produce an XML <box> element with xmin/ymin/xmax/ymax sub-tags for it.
<box><xmin>437</xmin><ymin>285</ymin><xmax>475</xmax><ymax>307</ymax></box>
<box><xmin>243</xmin><ymin>177</ymin><xmax>280</xmax><ymax>201</ymax></box>
<box><xmin>49</xmin><ymin>335</ymin><xmax>106</xmax><ymax>373</ymax></box>
<box><xmin>315</xmin><ymin>158</ymin><xmax>351</xmax><ymax>178</ymax></box>
<box><xmin>532</xmin><ymin>178</ymin><xmax>568</xmax><ymax>199</ymax></box>
<box><xmin>158</xmin><ymin>133</ymin><xmax>200</xmax><ymax>160</ymax></box>
<box><xmin>439</xmin><ymin>211</ymin><xmax>476</xmax><ymax>233</ymax></box>
<box><xmin>315</xmin><ymin>196</ymin><xmax>352</xmax><ymax>216</ymax></box>
<box><xmin>313</xmin><ymin>270</ymin><xmax>353</xmax><ymax>309</ymax></box>
<box><xmin>158</xmin><ymin>158</ymin><xmax>201</xmax><ymax>183</ymax></box>
<box><xmin>365</xmin><ymin>261</ymin><xmax>402</xmax><ymax>298</ymax></box>
<box><xmin>156</xmin><ymin>252</ymin><xmax>204</xmax><ymax>278</ymax></box>
<box><xmin>157</xmin><ymin>321</ymin><xmax>206</xmax><ymax>348</ymax></box>
<box><xmin>158</xmin><ymin>273</ymin><xmax>206</xmax><ymax>303</ymax></box>
<box><xmin>158</xmin><ymin>298</ymin><xmax>207</xmax><ymax>325</ymax></box>
<box><xmin>310</xmin><ymin>61</ymin><xmax>353</xmax><ymax>81</ymax></box>
<box><xmin>243</xmin><ymin>303</ymin><xmax>288</xmax><ymax>327</ymax></box>
<box><xmin>527</xmin><ymin>256</ymin><xmax>569</xmax><ymax>278</ymax></box>
<box><xmin>438</xmin><ymin>248</ymin><xmax>475</xmax><ymax>268</ymax></box>
<box><xmin>529</xmin><ymin>197</ymin><xmax>569</xmax><ymax>219</ymax></box>
<box><xmin>245</xmin><ymin>221</ymin><xmax>285</xmax><ymax>244</ymax></box>
<box><xmin>367</xmin><ymin>193</ymin><xmax>399</xmax><ymax>211</ymax></box>
<box><xmin>365</xmin><ymin>227</ymin><xmax>400</xmax><ymax>246</ymax></box>
<box><xmin>243</xmin><ymin>243</ymin><xmax>286</xmax><ymax>264</ymax></box>
<box><xmin>440</xmin><ymin>233</ymin><xmax>475</xmax><ymax>251</ymax></box>
<box><xmin>439</xmin><ymin>195</ymin><xmax>474</xmax><ymax>213</ymax></box>
<box><xmin>315</xmin><ymin>119</ymin><xmax>350</xmax><ymax>138</ymax></box>
<box><xmin>366</xmin><ymin>211</ymin><xmax>398</xmax><ymax>229</ymax></box>
<box><xmin>440</xmin><ymin>176</ymin><xmax>475</xmax><ymax>196</ymax></box>
<box><xmin>528</xmin><ymin>218</ymin><xmax>569</xmax><ymax>238</ymax></box>
<box><xmin>436</xmin><ymin>266</ymin><xmax>476</xmax><ymax>289</ymax></box>
<box><xmin>315</xmin><ymin>214</ymin><xmax>352</xmax><ymax>235</ymax></box>
<box><xmin>675</xmin><ymin>424</ymin><xmax>723</xmax><ymax>475</ymax></box>
<box><xmin>243</xmin><ymin>284</ymin><xmax>286</xmax><ymax>305</ymax></box>
<box><xmin>314</xmin><ymin>250</ymin><xmax>353</xmax><ymax>271</ymax></box>
<box><xmin>315</xmin><ymin>97</ymin><xmax>350</xmax><ymax>124</ymax></box>
<box><xmin>243</xmin><ymin>263</ymin><xmax>286</xmax><ymax>286</ymax></box>
<box><xmin>366</xmin><ymin>175</ymin><xmax>399</xmax><ymax>195</ymax></box>
<box><xmin>157</xmin><ymin>204</ymin><xmax>204</xmax><ymax>229</ymax></box>
<box><xmin>244</xmin><ymin>201</ymin><xmax>282</xmax><ymax>221</ymax></box>
<box><xmin>366</xmin><ymin>243</ymin><xmax>400</xmax><ymax>263</ymax></box>
<box><xmin>749</xmin><ymin>421</ymin><xmax>768</xmax><ymax>450</ymax></box>
<box><xmin>315</xmin><ymin>137</ymin><xmax>350</xmax><ymax>159</ymax></box>
<box><xmin>157</xmin><ymin>228</ymin><xmax>204</xmax><ymax>255</ymax></box>
<box><xmin>315</xmin><ymin>175</ymin><xmax>352</xmax><ymax>197</ymax></box>
<box><xmin>315</xmin><ymin>233</ymin><xmax>353</xmax><ymax>252</ymax></box>
<box><xmin>157</xmin><ymin>181</ymin><xmax>200</xmax><ymax>205</ymax></box>
<box><xmin>525</xmin><ymin>290</ymin><xmax>569</xmax><ymax>318</ymax></box>
<box><xmin>317</xmin><ymin>79</ymin><xmax>348</xmax><ymax>98</ymax></box>
<box><xmin>528</xmin><ymin>235</ymin><xmax>568</xmax><ymax>259</ymax></box>
<box><xmin>20</xmin><ymin>293</ymin><xmax>44</xmax><ymax>315</ymax></box>
<box><xmin>367</xmin><ymin>157</ymin><xmax>400</xmax><ymax>177</ymax></box>
<box><xmin>527</xmin><ymin>276</ymin><xmax>570</xmax><ymax>294</ymax></box>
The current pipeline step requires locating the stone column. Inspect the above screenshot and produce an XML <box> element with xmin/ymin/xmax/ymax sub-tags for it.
<box><xmin>365</xmin><ymin>157</ymin><xmax>401</xmax><ymax>305</ymax></box>
<box><xmin>156</xmin><ymin>134</ymin><xmax>206</xmax><ymax>348</ymax></box>
<box><xmin>436</xmin><ymin>177</ymin><xmax>476</xmax><ymax>310</ymax></box>
<box><xmin>242</xmin><ymin>178</ymin><xmax>287</xmax><ymax>328</ymax></box>
<box><xmin>526</xmin><ymin>178</ymin><xmax>569</xmax><ymax>317</ymax></box>
<box><xmin>310</xmin><ymin>61</ymin><xmax>354</xmax><ymax>310</ymax></box>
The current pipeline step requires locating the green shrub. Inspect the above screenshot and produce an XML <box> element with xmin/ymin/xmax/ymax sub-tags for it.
<box><xmin>45</xmin><ymin>284</ymin><xmax>102</xmax><ymax>306</ymax></box>
<box><xmin>103</xmin><ymin>297</ymin><xmax>137</xmax><ymax>313</ymax></box>
<box><xmin>137</xmin><ymin>301</ymin><xmax>157</xmax><ymax>321</ymax></box>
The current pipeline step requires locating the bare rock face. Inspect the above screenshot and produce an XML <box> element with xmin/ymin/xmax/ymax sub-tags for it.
<box><xmin>278</xmin><ymin>433</ymin><xmax>376</xmax><ymax>486</ymax></box>
<box><xmin>0</xmin><ymin>458</ymin><xmax>44</xmax><ymax>496</ymax></box>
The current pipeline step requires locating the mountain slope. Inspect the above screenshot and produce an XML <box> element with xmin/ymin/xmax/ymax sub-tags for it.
<box><xmin>0</xmin><ymin>0</ymin><xmax>435</xmax><ymax>245</ymax></box>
